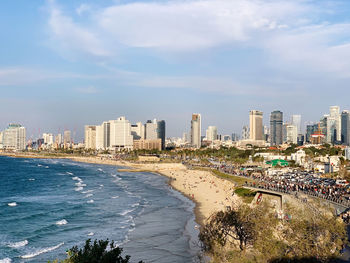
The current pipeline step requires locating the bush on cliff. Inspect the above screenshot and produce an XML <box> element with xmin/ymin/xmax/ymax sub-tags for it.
<box><xmin>49</xmin><ymin>239</ymin><xmax>143</xmax><ymax>263</ymax></box>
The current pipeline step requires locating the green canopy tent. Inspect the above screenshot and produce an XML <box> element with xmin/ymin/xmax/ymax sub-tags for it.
<box><xmin>266</xmin><ymin>159</ymin><xmax>289</xmax><ymax>167</ymax></box>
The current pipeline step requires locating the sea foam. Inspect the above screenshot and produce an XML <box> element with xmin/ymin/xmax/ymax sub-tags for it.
<box><xmin>87</xmin><ymin>200</ymin><xmax>94</xmax><ymax>204</ymax></box>
<box><xmin>0</xmin><ymin>258</ymin><xmax>12</xmax><ymax>263</ymax></box>
<box><xmin>7</xmin><ymin>240</ymin><xmax>28</xmax><ymax>248</ymax></box>
<box><xmin>7</xmin><ymin>202</ymin><xmax>17</xmax><ymax>207</ymax></box>
<box><xmin>56</xmin><ymin>219</ymin><xmax>68</xmax><ymax>225</ymax></box>
<box><xmin>75</xmin><ymin>187</ymin><xmax>84</xmax><ymax>192</ymax></box>
<box><xmin>20</xmin><ymin>242</ymin><xmax>64</xmax><ymax>259</ymax></box>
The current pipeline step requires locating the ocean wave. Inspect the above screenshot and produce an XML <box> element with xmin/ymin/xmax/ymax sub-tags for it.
<box><xmin>87</xmin><ymin>200</ymin><xmax>94</xmax><ymax>204</ymax></box>
<box><xmin>119</xmin><ymin>209</ymin><xmax>134</xmax><ymax>216</ymax></box>
<box><xmin>45</xmin><ymin>166</ymin><xmax>49</xmax><ymax>169</ymax></box>
<box><xmin>131</xmin><ymin>203</ymin><xmax>139</xmax><ymax>208</ymax></box>
<box><xmin>0</xmin><ymin>258</ymin><xmax>12</xmax><ymax>263</ymax></box>
<box><xmin>37</xmin><ymin>164</ymin><xmax>42</xmax><ymax>167</ymax></box>
<box><xmin>7</xmin><ymin>202</ymin><xmax>17</xmax><ymax>207</ymax></box>
<box><xmin>82</xmin><ymin>190</ymin><xmax>93</xmax><ymax>194</ymax></box>
<box><xmin>87</xmin><ymin>232</ymin><xmax>94</xmax><ymax>236</ymax></box>
<box><xmin>85</xmin><ymin>193</ymin><xmax>93</xmax><ymax>198</ymax></box>
<box><xmin>72</xmin><ymin>176</ymin><xmax>82</xmax><ymax>181</ymax></box>
<box><xmin>20</xmin><ymin>242</ymin><xmax>64</xmax><ymax>259</ymax></box>
<box><xmin>75</xmin><ymin>182</ymin><xmax>86</xmax><ymax>187</ymax></box>
<box><xmin>98</xmin><ymin>168</ymin><xmax>104</xmax><ymax>172</ymax></box>
<box><xmin>75</xmin><ymin>187</ymin><xmax>84</xmax><ymax>192</ymax></box>
<box><xmin>7</xmin><ymin>240</ymin><xmax>28</xmax><ymax>248</ymax></box>
<box><xmin>66</xmin><ymin>172</ymin><xmax>74</xmax><ymax>175</ymax></box>
<box><xmin>56</xmin><ymin>219</ymin><xmax>68</xmax><ymax>226</ymax></box>
<box><xmin>28</xmin><ymin>178</ymin><xmax>35</xmax><ymax>181</ymax></box>
<box><xmin>112</xmin><ymin>196</ymin><xmax>119</xmax><ymax>199</ymax></box>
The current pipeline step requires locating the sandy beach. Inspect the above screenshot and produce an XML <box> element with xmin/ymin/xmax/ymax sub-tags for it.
<box><xmin>68</xmin><ymin>156</ymin><xmax>240</xmax><ymax>225</ymax></box>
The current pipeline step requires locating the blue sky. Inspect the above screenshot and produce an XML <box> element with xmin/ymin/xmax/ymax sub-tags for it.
<box><xmin>1</xmin><ymin>0</ymin><xmax>350</xmax><ymax>141</ymax></box>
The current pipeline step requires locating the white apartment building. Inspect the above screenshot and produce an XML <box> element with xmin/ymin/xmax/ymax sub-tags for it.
<box><xmin>145</xmin><ymin>119</ymin><xmax>158</xmax><ymax>140</ymax></box>
<box><xmin>249</xmin><ymin>110</ymin><xmax>263</xmax><ymax>140</ymax></box>
<box><xmin>84</xmin><ymin>125</ymin><xmax>96</xmax><ymax>149</ymax></box>
<box><xmin>3</xmin><ymin>124</ymin><xmax>26</xmax><ymax>151</ymax></box>
<box><xmin>110</xmin><ymin>116</ymin><xmax>133</xmax><ymax>151</ymax></box>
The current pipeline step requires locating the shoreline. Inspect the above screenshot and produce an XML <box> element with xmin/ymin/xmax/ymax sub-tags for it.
<box><xmin>0</xmin><ymin>153</ymin><xmax>238</xmax><ymax>226</ymax></box>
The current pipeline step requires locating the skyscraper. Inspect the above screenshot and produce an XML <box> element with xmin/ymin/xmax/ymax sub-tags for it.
<box><xmin>191</xmin><ymin>113</ymin><xmax>201</xmax><ymax>148</ymax></box>
<box><xmin>341</xmin><ymin>110</ymin><xmax>350</xmax><ymax>146</ymax></box>
<box><xmin>131</xmin><ymin>122</ymin><xmax>145</xmax><ymax>140</ymax></box>
<box><xmin>156</xmin><ymin>120</ymin><xmax>166</xmax><ymax>150</ymax></box>
<box><xmin>206</xmin><ymin>126</ymin><xmax>218</xmax><ymax>142</ymax></box>
<box><xmin>249</xmin><ymin>110</ymin><xmax>263</xmax><ymax>140</ymax></box>
<box><xmin>286</xmin><ymin>124</ymin><xmax>298</xmax><ymax>144</ymax></box>
<box><xmin>327</xmin><ymin>106</ymin><xmax>341</xmax><ymax>143</ymax></box>
<box><xmin>291</xmin><ymin>115</ymin><xmax>301</xmax><ymax>134</ymax></box>
<box><xmin>270</xmin><ymin>110</ymin><xmax>283</xmax><ymax>145</ymax></box>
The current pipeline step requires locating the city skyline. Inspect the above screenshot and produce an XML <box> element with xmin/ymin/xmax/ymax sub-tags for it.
<box><xmin>2</xmin><ymin>0</ymin><xmax>350</xmax><ymax>139</ymax></box>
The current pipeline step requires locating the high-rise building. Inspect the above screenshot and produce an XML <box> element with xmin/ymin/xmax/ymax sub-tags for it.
<box><xmin>145</xmin><ymin>120</ymin><xmax>158</xmax><ymax>140</ymax></box>
<box><xmin>241</xmin><ymin>125</ymin><xmax>250</xmax><ymax>140</ymax></box>
<box><xmin>249</xmin><ymin>110</ymin><xmax>263</xmax><ymax>140</ymax></box>
<box><xmin>326</xmin><ymin>106</ymin><xmax>341</xmax><ymax>143</ymax></box>
<box><xmin>63</xmin><ymin>130</ymin><xmax>71</xmax><ymax>144</ymax></box>
<box><xmin>110</xmin><ymin>117</ymin><xmax>133</xmax><ymax>150</ymax></box>
<box><xmin>84</xmin><ymin>125</ymin><xmax>96</xmax><ymax>149</ymax></box>
<box><xmin>43</xmin><ymin>133</ymin><xmax>54</xmax><ymax>145</ymax></box>
<box><xmin>291</xmin><ymin>115</ymin><xmax>302</xmax><ymax>134</ymax></box>
<box><xmin>96</xmin><ymin>121</ymin><xmax>110</xmax><ymax>150</ymax></box>
<box><xmin>191</xmin><ymin>113</ymin><xmax>201</xmax><ymax>148</ymax></box>
<box><xmin>206</xmin><ymin>126</ymin><xmax>218</xmax><ymax>142</ymax></box>
<box><xmin>156</xmin><ymin>120</ymin><xmax>166</xmax><ymax>150</ymax></box>
<box><xmin>286</xmin><ymin>124</ymin><xmax>298</xmax><ymax>144</ymax></box>
<box><xmin>131</xmin><ymin>122</ymin><xmax>145</xmax><ymax>140</ymax></box>
<box><xmin>270</xmin><ymin>110</ymin><xmax>283</xmax><ymax>145</ymax></box>
<box><xmin>341</xmin><ymin>110</ymin><xmax>350</xmax><ymax>146</ymax></box>
<box><xmin>3</xmin><ymin>124</ymin><xmax>26</xmax><ymax>150</ymax></box>
<box><xmin>306</xmin><ymin>124</ymin><xmax>318</xmax><ymax>143</ymax></box>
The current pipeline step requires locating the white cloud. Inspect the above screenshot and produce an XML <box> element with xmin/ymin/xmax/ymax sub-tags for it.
<box><xmin>48</xmin><ymin>1</ymin><xmax>109</xmax><ymax>57</ymax></box>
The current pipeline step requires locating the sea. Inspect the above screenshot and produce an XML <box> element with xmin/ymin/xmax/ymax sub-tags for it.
<box><xmin>0</xmin><ymin>156</ymin><xmax>201</xmax><ymax>263</ymax></box>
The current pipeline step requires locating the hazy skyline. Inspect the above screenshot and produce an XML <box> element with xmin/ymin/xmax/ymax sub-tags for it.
<box><xmin>1</xmin><ymin>0</ymin><xmax>350</xmax><ymax>140</ymax></box>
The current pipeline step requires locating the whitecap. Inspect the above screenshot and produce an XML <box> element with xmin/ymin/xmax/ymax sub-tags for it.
<box><xmin>98</xmin><ymin>168</ymin><xmax>103</xmax><ymax>172</ymax></box>
<box><xmin>99</xmin><ymin>184</ymin><xmax>104</xmax><ymax>187</ymax></box>
<box><xmin>72</xmin><ymin>176</ymin><xmax>82</xmax><ymax>181</ymax></box>
<box><xmin>7</xmin><ymin>202</ymin><xmax>17</xmax><ymax>207</ymax></box>
<box><xmin>28</xmin><ymin>178</ymin><xmax>35</xmax><ymax>181</ymax></box>
<box><xmin>7</xmin><ymin>240</ymin><xmax>28</xmax><ymax>248</ymax></box>
<box><xmin>0</xmin><ymin>258</ymin><xmax>12</xmax><ymax>263</ymax></box>
<box><xmin>119</xmin><ymin>209</ymin><xmax>134</xmax><ymax>216</ymax></box>
<box><xmin>82</xmin><ymin>190</ymin><xmax>93</xmax><ymax>194</ymax></box>
<box><xmin>87</xmin><ymin>232</ymin><xmax>94</xmax><ymax>236</ymax></box>
<box><xmin>112</xmin><ymin>196</ymin><xmax>119</xmax><ymax>199</ymax></box>
<box><xmin>75</xmin><ymin>182</ymin><xmax>86</xmax><ymax>187</ymax></box>
<box><xmin>45</xmin><ymin>166</ymin><xmax>49</xmax><ymax>169</ymax></box>
<box><xmin>66</xmin><ymin>172</ymin><xmax>74</xmax><ymax>175</ymax></box>
<box><xmin>20</xmin><ymin>242</ymin><xmax>64</xmax><ymax>259</ymax></box>
<box><xmin>85</xmin><ymin>194</ymin><xmax>93</xmax><ymax>198</ymax></box>
<box><xmin>75</xmin><ymin>187</ymin><xmax>84</xmax><ymax>192</ymax></box>
<box><xmin>131</xmin><ymin>203</ymin><xmax>139</xmax><ymax>208</ymax></box>
<box><xmin>37</xmin><ymin>164</ymin><xmax>42</xmax><ymax>167</ymax></box>
<box><xmin>56</xmin><ymin>219</ymin><xmax>68</xmax><ymax>226</ymax></box>
<box><xmin>87</xmin><ymin>200</ymin><xmax>94</xmax><ymax>204</ymax></box>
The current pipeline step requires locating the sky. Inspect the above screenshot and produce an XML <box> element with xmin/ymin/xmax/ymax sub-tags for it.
<box><xmin>1</xmin><ymin>0</ymin><xmax>350</xmax><ymax>141</ymax></box>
